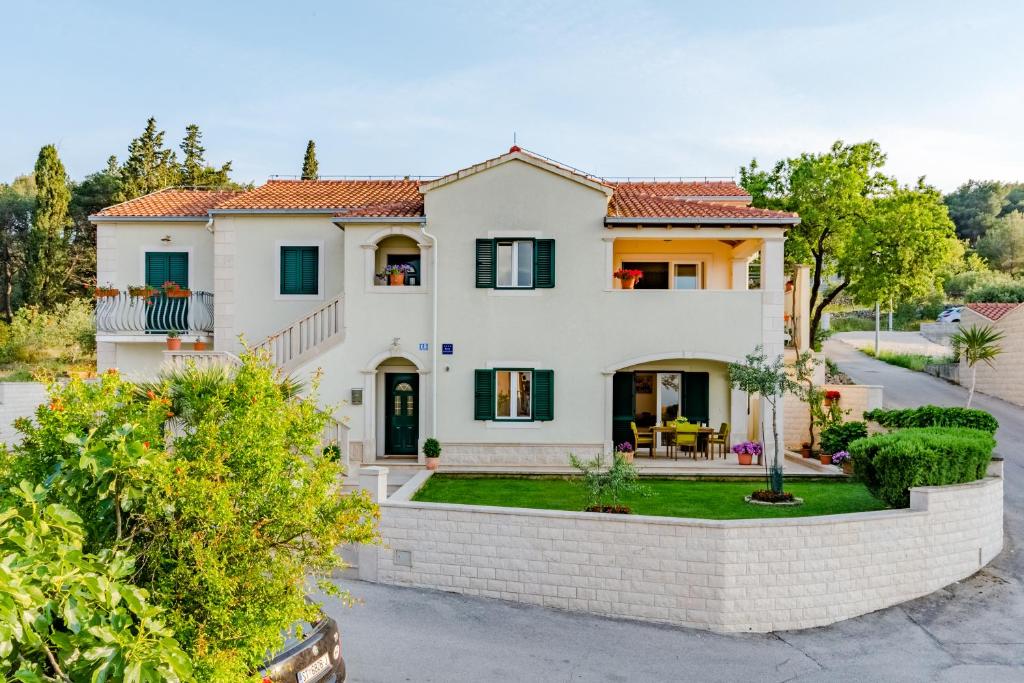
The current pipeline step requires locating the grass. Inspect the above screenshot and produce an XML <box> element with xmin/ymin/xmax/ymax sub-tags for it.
<box><xmin>859</xmin><ymin>348</ymin><xmax>952</xmax><ymax>372</ymax></box>
<box><xmin>0</xmin><ymin>361</ymin><xmax>96</xmax><ymax>382</ymax></box>
<box><xmin>412</xmin><ymin>475</ymin><xmax>889</xmax><ymax>520</ymax></box>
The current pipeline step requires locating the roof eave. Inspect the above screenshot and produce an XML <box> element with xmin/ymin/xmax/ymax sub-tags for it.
<box><xmin>420</xmin><ymin>151</ymin><xmax>614</xmax><ymax>196</ymax></box>
<box><xmin>89</xmin><ymin>214</ymin><xmax>211</xmax><ymax>223</ymax></box>
<box><xmin>605</xmin><ymin>216</ymin><xmax>800</xmax><ymax>226</ymax></box>
<box><xmin>332</xmin><ymin>216</ymin><xmax>426</xmax><ymax>224</ymax></box>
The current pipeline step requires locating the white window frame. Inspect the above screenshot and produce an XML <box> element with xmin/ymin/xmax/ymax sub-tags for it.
<box><xmin>495</xmin><ymin>369</ymin><xmax>533</xmax><ymax>420</ymax></box>
<box><xmin>615</xmin><ymin>254</ymin><xmax>709</xmax><ymax>290</ymax></box>
<box><xmin>496</xmin><ymin>239</ymin><xmax>534</xmax><ymax>289</ymax></box>
<box><xmin>275</xmin><ymin>239</ymin><xmax>325</xmax><ymax>301</ymax></box>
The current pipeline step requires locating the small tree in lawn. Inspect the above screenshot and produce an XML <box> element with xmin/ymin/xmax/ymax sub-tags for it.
<box><xmin>728</xmin><ymin>346</ymin><xmax>797</xmax><ymax>493</ymax></box>
<box><xmin>951</xmin><ymin>324</ymin><xmax>1004</xmax><ymax>407</ymax></box>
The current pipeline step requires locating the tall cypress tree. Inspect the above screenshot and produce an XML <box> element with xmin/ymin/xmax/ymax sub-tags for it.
<box><xmin>179</xmin><ymin>124</ymin><xmax>233</xmax><ymax>187</ymax></box>
<box><xmin>24</xmin><ymin>145</ymin><xmax>72</xmax><ymax>307</ymax></box>
<box><xmin>301</xmin><ymin>140</ymin><xmax>319</xmax><ymax>180</ymax></box>
<box><xmin>117</xmin><ymin>117</ymin><xmax>180</xmax><ymax>201</ymax></box>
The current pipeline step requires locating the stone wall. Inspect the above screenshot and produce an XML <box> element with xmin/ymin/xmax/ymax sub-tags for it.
<box><xmin>441</xmin><ymin>442</ymin><xmax>604</xmax><ymax>466</ymax></box>
<box><xmin>363</xmin><ymin>468</ymin><xmax>1003</xmax><ymax>633</ymax></box>
<box><xmin>784</xmin><ymin>384</ymin><xmax>883</xmax><ymax>449</ymax></box>
<box><xmin>0</xmin><ymin>382</ymin><xmax>47</xmax><ymax>445</ymax></box>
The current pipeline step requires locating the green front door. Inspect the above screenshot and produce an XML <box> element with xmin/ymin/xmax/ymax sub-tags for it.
<box><xmin>145</xmin><ymin>252</ymin><xmax>189</xmax><ymax>333</ymax></box>
<box><xmin>385</xmin><ymin>373</ymin><xmax>418</xmax><ymax>455</ymax></box>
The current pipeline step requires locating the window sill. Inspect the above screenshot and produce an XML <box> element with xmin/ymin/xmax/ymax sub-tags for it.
<box><xmin>488</xmin><ymin>289</ymin><xmax>542</xmax><ymax>297</ymax></box>
<box><xmin>486</xmin><ymin>420</ymin><xmax>541</xmax><ymax>429</ymax></box>
<box><xmin>369</xmin><ymin>285</ymin><xmax>428</xmax><ymax>294</ymax></box>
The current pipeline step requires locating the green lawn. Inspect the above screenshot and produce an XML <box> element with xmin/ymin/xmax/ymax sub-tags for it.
<box><xmin>859</xmin><ymin>348</ymin><xmax>951</xmax><ymax>372</ymax></box>
<box><xmin>412</xmin><ymin>476</ymin><xmax>889</xmax><ymax>520</ymax></box>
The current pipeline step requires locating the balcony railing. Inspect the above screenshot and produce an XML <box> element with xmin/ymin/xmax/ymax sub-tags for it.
<box><xmin>95</xmin><ymin>291</ymin><xmax>214</xmax><ymax>336</ymax></box>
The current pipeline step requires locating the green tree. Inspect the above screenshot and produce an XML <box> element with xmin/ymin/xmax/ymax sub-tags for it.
<box><xmin>951</xmin><ymin>324</ymin><xmax>1005</xmax><ymax>407</ymax></box>
<box><xmin>117</xmin><ymin>117</ymin><xmax>180</xmax><ymax>201</ymax></box>
<box><xmin>847</xmin><ymin>181</ymin><xmax>963</xmax><ymax>306</ymax></box>
<box><xmin>179</xmin><ymin>123</ymin><xmax>233</xmax><ymax>187</ymax></box>
<box><xmin>24</xmin><ymin>145</ymin><xmax>72</xmax><ymax>308</ymax></box>
<box><xmin>976</xmin><ymin>211</ymin><xmax>1024</xmax><ymax>275</ymax></box>
<box><xmin>0</xmin><ymin>176</ymin><xmax>35</xmax><ymax>320</ymax></box>
<box><xmin>301</xmin><ymin>139</ymin><xmax>319</xmax><ymax>180</ymax></box>
<box><xmin>741</xmin><ymin>140</ymin><xmax>894</xmax><ymax>343</ymax></box>
<box><xmin>944</xmin><ymin>180</ymin><xmax>1007</xmax><ymax>243</ymax></box>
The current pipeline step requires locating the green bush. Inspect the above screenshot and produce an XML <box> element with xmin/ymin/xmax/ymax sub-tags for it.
<box><xmin>943</xmin><ymin>270</ymin><xmax>1016</xmax><ymax>299</ymax></box>
<box><xmin>965</xmin><ymin>282</ymin><xmax>1024</xmax><ymax>303</ymax></box>
<box><xmin>864</xmin><ymin>405</ymin><xmax>998</xmax><ymax>433</ymax></box>
<box><xmin>849</xmin><ymin>427</ymin><xmax>994</xmax><ymax>507</ymax></box>
<box><xmin>423</xmin><ymin>437</ymin><xmax>441</xmax><ymax>458</ymax></box>
<box><xmin>820</xmin><ymin>421</ymin><xmax>868</xmax><ymax>455</ymax></box>
<box><xmin>0</xmin><ymin>299</ymin><xmax>96</xmax><ymax>365</ymax></box>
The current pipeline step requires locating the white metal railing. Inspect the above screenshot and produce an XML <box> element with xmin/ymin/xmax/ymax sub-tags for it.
<box><xmin>254</xmin><ymin>294</ymin><xmax>344</xmax><ymax>368</ymax></box>
<box><xmin>96</xmin><ymin>291</ymin><xmax>214</xmax><ymax>336</ymax></box>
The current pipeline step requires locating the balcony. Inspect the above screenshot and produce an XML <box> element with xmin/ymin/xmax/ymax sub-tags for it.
<box><xmin>95</xmin><ymin>291</ymin><xmax>214</xmax><ymax>341</ymax></box>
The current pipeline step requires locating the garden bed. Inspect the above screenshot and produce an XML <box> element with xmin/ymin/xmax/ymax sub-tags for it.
<box><xmin>411</xmin><ymin>475</ymin><xmax>887</xmax><ymax>520</ymax></box>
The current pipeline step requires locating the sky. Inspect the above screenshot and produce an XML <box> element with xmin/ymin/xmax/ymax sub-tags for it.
<box><xmin>2</xmin><ymin>0</ymin><xmax>1022</xmax><ymax>191</ymax></box>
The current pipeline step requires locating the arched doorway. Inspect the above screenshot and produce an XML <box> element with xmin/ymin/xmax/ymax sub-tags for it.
<box><xmin>362</xmin><ymin>350</ymin><xmax>430</xmax><ymax>461</ymax></box>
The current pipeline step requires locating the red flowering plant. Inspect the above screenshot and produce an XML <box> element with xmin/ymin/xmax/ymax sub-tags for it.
<box><xmin>825</xmin><ymin>390</ymin><xmax>841</xmax><ymax>401</ymax></box>
<box><xmin>613</xmin><ymin>268</ymin><xmax>644</xmax><ymax>281</ymax></box>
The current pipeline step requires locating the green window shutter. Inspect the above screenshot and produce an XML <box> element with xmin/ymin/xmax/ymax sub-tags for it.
<box><xmin>532</xmin><ymin>369</ymin><xmax>554</xmax><ymax>421</ymax></box>
<box><xmin>474</xmin><ymin>369</ymin><xmax>495</xmax><ymax>420</ymax></box>
<box><xmin>534</xmin><ymin>239</ymin><xmax>555</xmax><ymax>288</ymax></box>
<box><xmin>167</xmin><ymin>253</ymin><xmax>188</xmax><ymax>288</ymax></box>
<box><xmin>281</xmin><ymin>246</ymin><xmax>318</xmax><ymax>295</ymax></box>
<box><xmin>475</xmin><ymin>239</ymin><xmax>496</xmax><ymax>288</ymax></box>
<box><xmin>145</xmin><ymin>252</ymin><xmax>188</xmax><ymax>288</ymax></box>
<box><xmin>682</xmin><ymin>372</ymin><xmax>710</xmax><ymax>425</ymax></box>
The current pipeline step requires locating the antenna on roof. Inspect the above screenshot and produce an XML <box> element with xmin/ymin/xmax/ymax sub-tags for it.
<box><xmin>513</xmin><ymin>131</ymin><xmax>517</xmax><ymax>146</ymax></box>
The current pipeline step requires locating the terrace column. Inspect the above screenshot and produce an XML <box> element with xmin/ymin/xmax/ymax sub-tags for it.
<box><xmin>730</xmin><ymin>386</ymin><xmax>749</xmax><ymax>446</ymax></box>
<box><xmin>213</xmin><ymin>220</ymin><xmax>239</xmax><ymax>353</ymax></box>
<box><xmin>731</xmin><ymin>257</ymin><xmax>749</xmax><ymax>291</ymax></box>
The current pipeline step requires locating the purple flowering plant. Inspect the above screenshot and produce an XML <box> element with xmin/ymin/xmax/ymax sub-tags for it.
<box><xmin>615</xmin><ymin>442</ymin><xmax>634</xmax><ymax>453</ymax></box>
<box><xmin>831</xmin><ymin>450</ymin><xmax>851</xmax><ymax>465</ymax></box>
<box><xmin>731</xmin><ymin>441</ymin><xmax>763</xmax><ymax>456</ymax></box>
<box><xmin>384</xmin><ymin>263</ymin><xmax>415</xmax><ymax>276</ymax></box>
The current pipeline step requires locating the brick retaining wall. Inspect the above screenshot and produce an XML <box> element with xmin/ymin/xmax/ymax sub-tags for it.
<box><xmin>362</xmin><ymin>468</ymin><xmax>1003</xmax><ymax>632</ymax></box>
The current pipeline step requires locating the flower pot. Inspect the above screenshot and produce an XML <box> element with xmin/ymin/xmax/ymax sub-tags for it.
<box><xmin>819</xmin><ymin>453</ymin><xmax>833</xmax><ymax>465</ymax></box>
<box><xmin>800</xmin><ymin>445</ymin><xmax>812</xmax><ymax>458</ymax></box>
<box><xmin>425</xmin><ymin>457</ymin><xmax>439</xmax><ymax>470</ymax></box>
<box><xmin>193</xmin><ymin>340</ymin><xmax>207</xmax><ymax>351</ymax></box>
<box><xmin>841</xmin><ymin>461</ymin><xmax>853</xmax><ymax>475</ymax></box>
<box><xmin>389</xmin><ymin>273</ymin><xmax>406</xmax><ymax>286</ymax></box>
<box><xmin>165</xmin><ymin>290</ymin><xmax>191</xmax><ymax>298</ymax></box>
<box><xmin>619</xmin><ymin>451</ymin><xmax>634</xmax><ymax>463</ymax></box>
<box><xmin>619</xmin><ymin>278</ymin><xmax>636</xmax><ymax>290</ymax></box>
<box><xmin>166</xmin><ymin>337</ymin><xmax>181</xmax><ymax>351</ymax></box>
<box><xmin>737</xmin><ymin>452</ymin><xmax>753</xmax><ymax>466</ymax></box>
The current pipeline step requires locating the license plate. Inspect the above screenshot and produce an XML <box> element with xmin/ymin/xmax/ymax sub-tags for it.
<box><xmin>297</xmin><ymin>653</ymin><xmax>331</xmax><ymax>683</ymax></box>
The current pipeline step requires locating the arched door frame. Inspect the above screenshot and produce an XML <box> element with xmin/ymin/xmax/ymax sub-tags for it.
<box><xmin>361</xmin><ymin>350</ymin><xmax>431</xmax><ymax>463</ymax></box>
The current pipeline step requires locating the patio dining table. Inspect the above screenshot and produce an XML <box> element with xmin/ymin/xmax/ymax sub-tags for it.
<box><xmin>648</xmin><ymin>425</ymin><xmax>715</xmax><ymax>459</ymax></box>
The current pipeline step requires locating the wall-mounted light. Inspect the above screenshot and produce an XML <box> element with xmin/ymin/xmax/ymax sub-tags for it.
<box><xmin>161</xmin><ymin>235</ymin><xmax>172</xmax><ymax>244</ymax></box>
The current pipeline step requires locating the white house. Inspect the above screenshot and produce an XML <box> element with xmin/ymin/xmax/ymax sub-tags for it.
<box><xmin>91</xmin><ymin>147</ymin><xmax>801</xmax><ymax>467</ymax></box>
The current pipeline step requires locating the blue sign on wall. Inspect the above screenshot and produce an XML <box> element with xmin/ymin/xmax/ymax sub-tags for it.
<box><xmin>418</xmin><ymin>342</ymin><xmax>429</xmax><ymax>351</ymax></box>
<box><xmin>442</xmin><ymin>343</ymin><xmax>454</xmax><ymax>355</ymax></box>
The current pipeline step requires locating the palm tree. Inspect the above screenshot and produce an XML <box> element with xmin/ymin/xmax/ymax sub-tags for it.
<box><xmin>950</xmin><ymin>324</ymin><xmax>1005</xmax><ymax>408</ymax></box>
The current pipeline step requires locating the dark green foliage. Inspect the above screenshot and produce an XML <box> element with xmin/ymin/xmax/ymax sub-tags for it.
<box><xmin>302</xmin><ymin>140</ymin><xmax>319</xmax><ymax>180</ymax></box>
<box><xmin>965</xmin><ymin>281</ymin><xmax>1024</xmax><ymax>303</ymax></box>
<box><xmin>848</xmin><ymin>427</ymin><xmax>994</xmax><ymax>507</ymax></box>
<box><xmin>864</xmin><ymin>405</ymin><xmax>998</xmax><ymax>433</ymax></box>
<box><xmin>179</xmin><ymin>123</ymin><xmax>234</xmax><ymax>188</ymax></box>
<box><xmin>24</xmin><ymin>145</ymin><xmax>72</xmax><ymax>308</ymax></box>
<box><xmin>945</xmin><ymin>179</ymin><xmax>1024</xmax><ymax>244</ymax></box>
<box><xmin>820</xmin><ymin>421</ymin><xmax>868</xmax><ymax>455</ymax></box>
<box><xmin>423</xmin><ymin>437</ymin><xmax>441</xmax><ymax>458</ymax></box>
<box><xmin>942</xmin><ymin>269</ymin><xmax>1016</xmax><ymax>299</ymax></box>
<box><xmin>117</xmin><ymin>117</ymin><xmax>180</xmax><ymax>201</ymax></box>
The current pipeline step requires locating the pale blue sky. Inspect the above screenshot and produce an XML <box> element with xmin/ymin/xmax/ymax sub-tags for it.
<box><xmin>3</xmin><ymin>0</ymin><xmax>1022</xmax><ymax>190</ymax></box>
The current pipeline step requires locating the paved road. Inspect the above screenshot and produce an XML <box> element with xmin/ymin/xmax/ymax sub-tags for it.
<box><xmin>323</xmin><ymin>341</ymin><xmax>1023</xmax><ymax>682</ymax></box>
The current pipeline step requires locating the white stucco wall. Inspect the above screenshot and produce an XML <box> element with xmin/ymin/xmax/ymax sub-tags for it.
<box><xmin>0</xmin><ymin>382</ymin><xmax>48</xmax><ymax>445</ymax></box>
<box><xmin>367</xmin><ymin>469</ymin><xmax>1004</xmax><ymax>633</ymax></box>
<box><xmin>959</xmin><ymin>307</ymin><xmax>1024</xmax><ymax>407</ymax></box>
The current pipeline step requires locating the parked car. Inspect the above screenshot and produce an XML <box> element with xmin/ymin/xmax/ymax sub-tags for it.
<box><xmin>262</xmin><ymin>614</ymin><xmax>345</xmax><ymax>683</ymax></box>
<box><xmin>936</xmin><ymin>306</ymin><xmax>962</xmax><ymax>323</ymax></box>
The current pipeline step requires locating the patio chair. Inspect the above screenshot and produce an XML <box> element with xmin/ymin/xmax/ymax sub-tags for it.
<box><xmin>631</xmin><ymin>421</ymin><xmax>654</xmax><ymax>458</ymax></box>
<box><xmin>707</xmin><ymin>423</ymin><xmax>730</xmax><ymax>459</ymax></box>
<box><xmin>673</xmin><ymin>422</ymin><xmax>700</xmax><ymax>460</ymax></box>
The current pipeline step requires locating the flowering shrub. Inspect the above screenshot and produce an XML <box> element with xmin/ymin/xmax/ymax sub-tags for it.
<box><xmin>613</xmin><ymin>268</ymin><xmax>644</xmax><ymax>281</ymax></box>
<box><xmin>731</xmin><ymin>441</ymin><xmax>763</xmax><ymax>456</ymax></box>
<box><xmin>384</xmin><ymin>263</ymin><xmax>415</xmax><ymax>275</ymax></box>
<box><xmin>825</xmin><ymin>390</ymin><xmax>841</xmax><ymax>401</ymax></box>
<box><xmin>831</xmin><ymin>450</ymin><xmax>851</xmax><ymax>466</ymax></box>
<box><xmin>615</xmin><ymin>441</ymin><xmax>634</xmax><ymax>454</ymax></box>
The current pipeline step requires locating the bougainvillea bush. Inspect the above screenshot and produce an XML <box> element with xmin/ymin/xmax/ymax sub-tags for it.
<box><xmin>0</xmin><ymin>351</ymin><xmax>380</xmax><ymax>682</ymax></box>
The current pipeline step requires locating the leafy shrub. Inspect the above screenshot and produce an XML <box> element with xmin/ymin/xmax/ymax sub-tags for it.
<box><xmin>423</xmin><ymin>437</ymin><xmax>441</xmax><ymax>458</ymax></box>
<box><xmin>820</xmin><ymin>421</ymin><xmax>868</xmax><ymax>455</ymax></box>
<box><xmin>943</xmin><ymin>270</ymin><xmax>1016</xmax><ymax>299</ymax></box>
<box><xmin>864</xmin><ymin>405</ymin><xmax>998</xmax><ymax>433</ymax></box>
<box><xmin>0</xmin><ymin>299</ymin><xmax>96</xmax><ymax>365</ymax></box>
<box><xmin>569</xmin><ymin>452</ymin><xmax>649</xmax><ymax>511</ymax></box>
<box><xmin>849</xmin><ymin>427</ymin><xmax>994</xmax><ymax>507</ymax></box>
<box><xmin>5</xmin><ymin>352</ymin><xmax>381</xmax><ymax>681</ymax></box>
<box><xmin>965</xmin><ymin>282</ymin><xmax>1024</xmax><ymax>303</ymax></box>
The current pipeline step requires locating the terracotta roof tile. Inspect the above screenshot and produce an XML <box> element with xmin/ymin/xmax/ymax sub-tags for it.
<box><xmin>966</xmin><ymin>302</ymin><xmax>1021</xmax><ymax>321</ymax></box>
<box><xmin>608</xmin><ymin>187</ymin><xmax>798</xmax><ymax>221</ymax></box>
<box><xmin>215</xmin><ymin>179</ymin><xmax>423</xmax><ymax>215</ymax></box>
<box><xmin>94</xmin><ymin>189</ymin><xmax>243</xmax><ymax>217</ymax></box>
<box><xmin>610</xmin><ymin>181</ymin><xmax>750</xmax><ymax>198</ymax></box>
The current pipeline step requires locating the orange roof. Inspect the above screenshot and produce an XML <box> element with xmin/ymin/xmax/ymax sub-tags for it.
<box><xmin>966</xmin><ymin>303</ymin><xmax>1021</xmax><ymax>321</ymax></box>
<box><xmin>610</xmin><ymin>180</ymin><xmax>750</xmax><ymax>198</ymax></box>
<box><xmin>214</xmin><ymin>179</ymin><xmax>423</xmax><ymax>215</ymax></box>
<box><xmin>608</xmin><ymin>186</ymin><xmax>798</xmax><ymax>222</ymax></box>
<box><xmin>94</xmin><ymin>189</ymin><xmax>243</xmax><ymax>218</ymax></box>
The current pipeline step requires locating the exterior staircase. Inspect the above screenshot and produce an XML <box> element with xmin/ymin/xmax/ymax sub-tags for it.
<box><xmin>254</xmin><ymin>293</ymin><xmax>345</xmax><ymax>372</ymax></box>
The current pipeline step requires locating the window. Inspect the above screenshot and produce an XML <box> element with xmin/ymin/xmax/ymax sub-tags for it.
<box><xmin>475</xmin><ymin>239</ymin><xmax>555</xmax><ymax>289</ymax></box>
<box><xmin>386</xmin><ymin>253</ymin><xmax>421</xmax><ymax>286</ymax></box>
<box><xmin>674</xmin><ymin>264</ymin><xmax>700</xmax><ymax>290</ymax></box>
<box><xmin>620</xmin><ymin>260</ymin><xmax>703</xmax><ymax>290</ymax></box>
<box><xmin>474</xmin><ymin>368</ymin><xmax>554</xmax><ymax>421</ymax></box>
<box><xmin>280</xmin><ymin>245</ymin><xmax>319</xmax><ymax>296</ymax></box>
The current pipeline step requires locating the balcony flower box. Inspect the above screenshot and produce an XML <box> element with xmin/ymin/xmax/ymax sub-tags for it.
<box><xmin>93</xmin><ymin>285</ymin><xmax>120</xmax><ymax>299</ymax></box>
<box><xmin>128</xmin><ymin>285</ymin><xmax>159</xmax><ymax>298</ymax></box>
<box><xmin>163</xmin><ymin>281</ymin><xmax>191</xmax><ymax>298</ymax></box>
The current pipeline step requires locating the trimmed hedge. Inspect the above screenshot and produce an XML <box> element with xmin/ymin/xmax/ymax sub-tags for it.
<box><xmin>848</xmin><ymin>427</ymin><xmax>995</xmax><ymax>508</ymax></box>
<box><xmin>820</xmin><ymin>421</ymin><xmax>868</xmax><ymax>455</ymax></box>
<box><xmin>863</xmin><ymin>405</ymin><xmax>998</xmax><ymax>434</ymax></box>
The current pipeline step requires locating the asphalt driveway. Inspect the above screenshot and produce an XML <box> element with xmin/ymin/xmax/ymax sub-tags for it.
<box><xmin>323</xmin><ymin>340</ymin><xmax>1023</xmax><ymax>682</ymax></box>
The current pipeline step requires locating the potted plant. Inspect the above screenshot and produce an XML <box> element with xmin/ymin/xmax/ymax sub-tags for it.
<box><xmin>163</xmin><ymin>281</ymin><xmax>191</xmax><ymax>298</ymax></box>
<box><xmin>731</xmin><ymin>441</ymin><xmax>762</xmax><ymax>466</ymax></box>
<box><xmin>613</xmin><ymin>268</ymin><xmax>644</xmax><ymax>290</ymax></box>
<box><xmin>831</xmin><ymin>450</ymin><xmax>853</xmax><ymax>474</ymax></box>
<box><xmin>193</xmin><ymin>338</ymin><xmax>208</xmax><ymax>351</ymax></box>
<box><xmin>824</xmin><ymin>389</ymin><xmax>841</xmax><ymax>406</ymax></box>
<box><xmin>166</xmin><ymin>329</ymin><xmax>181</xmax><ymax>351</ymax></box>
<box><xmin>384</xmin><ymin>263</ymin><xmax>414</xmax><ymax>286</ymax></box>
<box><xmin>93</xmin><ymin>282</ymin><xmax>120</xmax><ymax>298</ymax></box>
<box><xmin>128</xmin><ymin>284</ymin><xmax>158</xmax><ymax>298</ymax></box>
<box><xmin>819</xmin><ymin>451</ymin><xmax>833</xmax><ymax>465</ymax></box>
<box><xmin>615</xmin><ymin>442</ymin><xmax>635</xmax><ymax>463</ymax></box>
<box><xmin>800</xmin><ymin>441</ymin><xmax>813</xmax><ymax>458</ymax></box>
<box><xmin>423</xmin><ymin>437</ymin><xmax>441</xmax><ymax>470</ymax></box>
